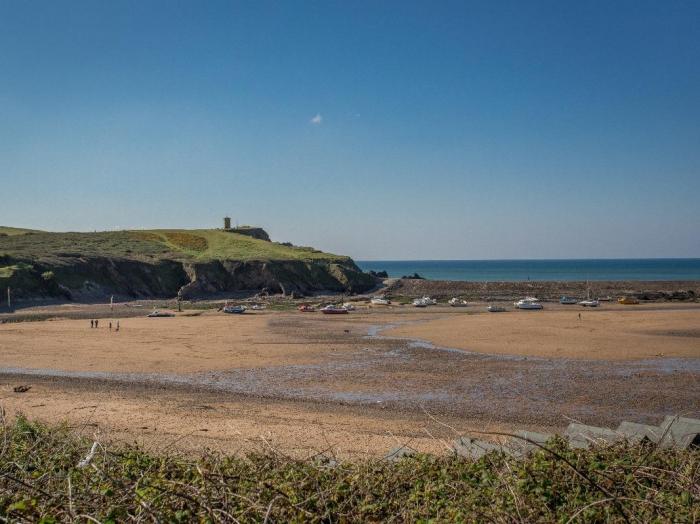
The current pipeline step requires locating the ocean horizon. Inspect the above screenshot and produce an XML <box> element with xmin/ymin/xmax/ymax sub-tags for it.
<box><xmin>356</xmin><ymin>258</ymin><xmax>700</xmax><ymax>282</ymax></box>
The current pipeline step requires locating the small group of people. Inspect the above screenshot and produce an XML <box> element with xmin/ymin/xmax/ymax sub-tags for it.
<box><xmin>89</xmin><ymin>319</ymin><xmax>120</xmax><ymax>331</ymax></box>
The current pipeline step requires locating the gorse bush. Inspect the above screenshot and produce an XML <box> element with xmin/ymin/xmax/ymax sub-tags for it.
<box><xmin>0</xmin><ymin>416</ymin><xmax>698</xmax><ymax>522</ymax></box>
<box><xmin>163</xmin><ymin>232</ymin><xmax>209</xmax><ymax>252</ymax></box>
<box><xmin>127</xmin><ymin>231</ymin><xmax>164</xmax><ymax>243</ymax></box>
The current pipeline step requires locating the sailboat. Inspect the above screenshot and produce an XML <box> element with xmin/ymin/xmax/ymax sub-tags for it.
<box><xmin>578</xmin><ymin>281</ymin><xmax>600</xmax><ymax>307</ymax></box>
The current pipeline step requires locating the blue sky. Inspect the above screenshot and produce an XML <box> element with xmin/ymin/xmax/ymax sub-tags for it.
<box><xmin>1</xmin><ymin>0</ymin><xmax>699</xmax><ymax>259</ymax></box>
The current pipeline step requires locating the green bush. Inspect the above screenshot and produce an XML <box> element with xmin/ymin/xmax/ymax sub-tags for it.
<box><xmin>0</xmin><ymin>417</ymin><xmax>698</xmax><ymax>522</ymax></box>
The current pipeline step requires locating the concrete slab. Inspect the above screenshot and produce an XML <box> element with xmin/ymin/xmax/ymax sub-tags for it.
<box><xmin>616</xmin><ymin>421</ymin><xmax>663</xmax><ymax>444</ymax></box>
<box><xmin>453</xmin><ymin>437</ymin><xmax>512</xmax><ymax>459</ymax></box>
<box><xmin>564</xmin><ymin>423</ymin><xmax>622</xmax><ymax>449</ymax></box>
<box><xmin>383</xmin><ymin>446</ymin><xmax>416</xmax><ymax>462</ymax></box>
<box><xmin>658</xmin><ymin>416</ymin><xmax>700</xmax><ymax>449</ymax></box>
<box><xmin>507</xmin><ymin>430</ymin><xmax>554</xmax><ymax>456</ymax></box>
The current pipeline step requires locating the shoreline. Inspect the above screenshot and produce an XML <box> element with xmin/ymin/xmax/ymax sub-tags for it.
<box><xmin>1</xmin><ymin>278</ymin><xmax>698</xmax><ymax>316</ymax></box>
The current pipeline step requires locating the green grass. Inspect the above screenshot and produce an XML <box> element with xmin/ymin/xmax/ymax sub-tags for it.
<box><xmin>0</xmin><ymin>227</ymin><xmax>348</xmax><ymax>263</ymax></box>
<box><xmin>0</xmin><ymin>226</ymin><xmax>41</xmax><ymax>236</ymax></box>
<box><xmin>0</xmin><ymin>262</ymin><xmax>33</xmax><ymax>278</ymax></box>
<box><xmin>1</xmin><ymin>417</ymin><xmax>698</xmax><ymax>522</ymax></box>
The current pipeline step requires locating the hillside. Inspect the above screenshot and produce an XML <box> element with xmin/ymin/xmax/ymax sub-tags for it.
<box><xmin>0</xmin><ymin>227</ymin><xmax>375</xmax><ymax>301</ymax></box>
<box><xmin>0</xmin><ymin>226</ymin><xmax>41</xmax><ymax>236</ymax></box>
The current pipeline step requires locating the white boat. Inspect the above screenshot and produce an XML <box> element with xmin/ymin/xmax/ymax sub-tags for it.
<box><xmin>147</xmin><ymin>309</ymin><xmax>175</xmax><ymax>317</ymax></box>
<box><xmin>249</xmin><ymin>304</ymin><xmax>266</xmax><ymax>310</ymax></box>
<box><xmin>578</xmin><ymin>299</ymin><xmax>600</xmax><ymax>307</ymax></box>
<box><xmin>413</xmin><ymin>296</ymin><xmax>437</xmax><ymax>307</ymax></box>
<box><xmin>370</xmin><ymin>296</ymin><xmax>391</xmax><ymax>305</ymax></box>
<box><xmin>578</xmin><ymin>282</ymin><xmax>599</xmax><ymax>307</ymax></box>
<box><xmin>514</xmin><ymin>296</ymin><xmax>540</xmax><ymax>306</ymax></box>
<box><xmin>320</xmin><ymin>304</ymin><xmax>349</xmax><ymax>314</ymax></box>
<box><xmin>223</xmin><ymin>305</ymin><xmax>246</xmax><ymax>314</ymax></box>
<box><xmin>487</xmin><ymin>305</ymin><xmax>506</xmax><ymax>312</ymax></box>
<box><xmin>514</xmin><ymin>299</ymin><xmax>543</xmax><ymax>310</ymax></box>
<box><xmin>342</xmin><ymin>302</ymin><xmax>356</xmax><ymax>311</ymax></box>
<box><xmin>448</xmin><ymin>297</ymin><xmax>469</xmax><ymax>307</ymax></box>
<box><xmin>560</xmin><ymin>296</ymin><xmax>577</xmax><ymax>305</ymax></box>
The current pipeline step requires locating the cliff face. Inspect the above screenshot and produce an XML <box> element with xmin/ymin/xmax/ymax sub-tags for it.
<box><xmin>0</xmin><ymin>255</ymin><xmax>375</xmax><ymax>301</ymax></box>
<box><xmin>178</xmin><ymin>259</ymin><xmax>373</xmax><ymax>298</ymax></box>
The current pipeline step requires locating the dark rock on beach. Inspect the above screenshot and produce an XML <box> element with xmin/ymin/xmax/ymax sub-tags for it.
<box><xmin>383</xmin><ymin>278</ymin><xmax>700</xmax><ymax>302</ymax></box>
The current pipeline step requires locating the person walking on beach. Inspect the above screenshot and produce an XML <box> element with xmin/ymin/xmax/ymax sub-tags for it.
<box><xmin>90</xmin><ymin>319</ymin><xmax>94</xmax><ymax>328</ymax></box>
<box><xmin>116</xmin><ymin>320</ymin><xmax>120</xmax><ymax>332</ymax></box>
<box><xmin>109</xmin><ymin>321</ymin><xmax>112</xmax><ymax>331</ymax></box>
<box><xmin>578</xmin><ymin>312</ymin><xmax>581</xmax><ymax>320</ymax></box>
<box><xmin>95</xmin><ymin>319</ymin><xmax>99</xmax><ymax>328</ymax></box>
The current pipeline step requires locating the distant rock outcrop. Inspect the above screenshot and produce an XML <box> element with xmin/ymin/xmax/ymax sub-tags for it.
<box><xmin>227</xmin><ymin>227</ymin><xmax>271</xmax><ymax>241</ymax></box>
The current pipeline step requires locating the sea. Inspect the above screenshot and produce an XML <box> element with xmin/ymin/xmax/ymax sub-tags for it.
<box><xmin>356</xmin><ymin>259</ymin><xmax>700</xmax><ymax>282</ymax></box>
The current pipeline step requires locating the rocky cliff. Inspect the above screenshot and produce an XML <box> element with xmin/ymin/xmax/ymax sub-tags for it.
<box><xmin>0</xmin><ymin>255</ymin><xmax>375</xmax><ymax>302</ymax></box>
<box><xmin>0</xmin><ymin>228</ymin><xmax>376</xmax><ymax>302</ymax></box>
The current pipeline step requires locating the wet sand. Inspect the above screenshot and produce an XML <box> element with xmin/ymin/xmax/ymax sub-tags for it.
<box><xmin>1</xmin><ymin>303</ymin><xmax>699</xmax><ymax>457</ymax></box>
<box><xmin>0</xmin><ymin>377</ymin><xmax>484</xmax><ymax>458</ymax></box>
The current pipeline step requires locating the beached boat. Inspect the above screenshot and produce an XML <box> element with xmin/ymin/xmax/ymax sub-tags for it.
<box><xmin>449</xmin><ymin>297</ymin><xmax>469</xmax><ymax>307</ymax></box>
<box><xmin>577</xmin><ymin>281</ymin><xmax>599</xmax><ymax>307</ymax></box>
<box><xmin>249</xmin><ymin>304</ymin><xmax>266</xmax><ymax>310</ymax></box>
<box><xmin>298</xmin><ymin>304</ymin><xmax>316</xmax><ymax>312</ymax></box>
<box><xmin>514</xmin><ymin>298</ymin><xmax>543</xmax><ymax>310</ymax></box>
<box><xmin>147</xmin><ymin>309</ymin><xmax>175</xmax><ymax>317</ymax></box>
<box><xmin>321</xmin><ymin>305</ymin><xmax>349</xmax><ymax>314</ymax></box>
<box><xmin>578</xmin><ymin>299</ymin><xmax>600</xmax><ymax>307</ymax></box>
<box><xmin>618</xmin><ymin>296</ymin><xmax>640</xmax><ymax>305</ymax></box>
<box><xmin>598</xmin><ymin>296</ymin><xmax>612</xmax><ymax>302</ymax></box>
<box><xmin>370</xmin><ymin>297</ymin><xmax>391</xmax><ymax>305</ymax></box>
<box><xmin>223</xmin><ymin>305</ymin><xmax>246</xmax><ymax>314</ymax></box>
<box><xmin>560</xmin><ymin>296</ymin><xmax>578</xmax><ymax>305</ymax></box>
<box><xmin>342</xmin><ymin>302</ymin><xmax>356</xmax><ymax>311</ymax></box>
<box><xmin>487</xmin><ymin>305</ymin><xmax>506</xmax><ymax>312</ymax></box>
<box><xmin>413</xmin><ymin>296</ymin><xmax>437</xmax><ymax>307</ymax></box>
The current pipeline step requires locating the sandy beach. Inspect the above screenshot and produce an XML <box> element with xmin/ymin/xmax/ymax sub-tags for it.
<box><xmin>2</xmin><ymin>301</ymin><xmax>699</xmax><ymax>457</ymax></box>
<box><xmin>384</xmin><ymin>307</ymin><xmax>700</xmax><ymax>360</ymax></box>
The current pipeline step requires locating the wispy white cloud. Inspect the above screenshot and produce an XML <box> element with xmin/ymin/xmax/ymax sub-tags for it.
<box><xmin>310</xmin><ymin>113</ymin><xmax>322</xmax><ymax>125</ymax></box>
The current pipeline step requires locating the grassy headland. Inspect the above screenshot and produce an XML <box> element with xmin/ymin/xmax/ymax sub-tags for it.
<box><xmin>0</xmin><ymin>416</ymin><xmax>697</xmax><ymax>522</ymax></box>
<box><xmin>0</xmin><ymin>228</ymin><xmax>348</xmax><ymax>264</ymax></box>
<box><xmin>0</xmin><ymin>227</ymin><xmax>374</xmax><ymax>301</ymax></box>
<box><xmin>0</xmin><ymin>226</ymin><xmax>41</xmax><ymax>236</ymax></box>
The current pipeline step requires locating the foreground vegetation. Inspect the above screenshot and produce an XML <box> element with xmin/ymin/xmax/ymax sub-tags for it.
<box><xmin>1</xmin><ymin>417</ymin><xmax>698</xmax><ymax>522</ymax></box>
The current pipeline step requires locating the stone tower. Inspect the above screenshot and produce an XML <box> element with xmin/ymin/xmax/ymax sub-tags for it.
<box><xmin>223</xmin><ymin>216</ymin><xmax>231</xmax><ymax>230</ymax></box>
